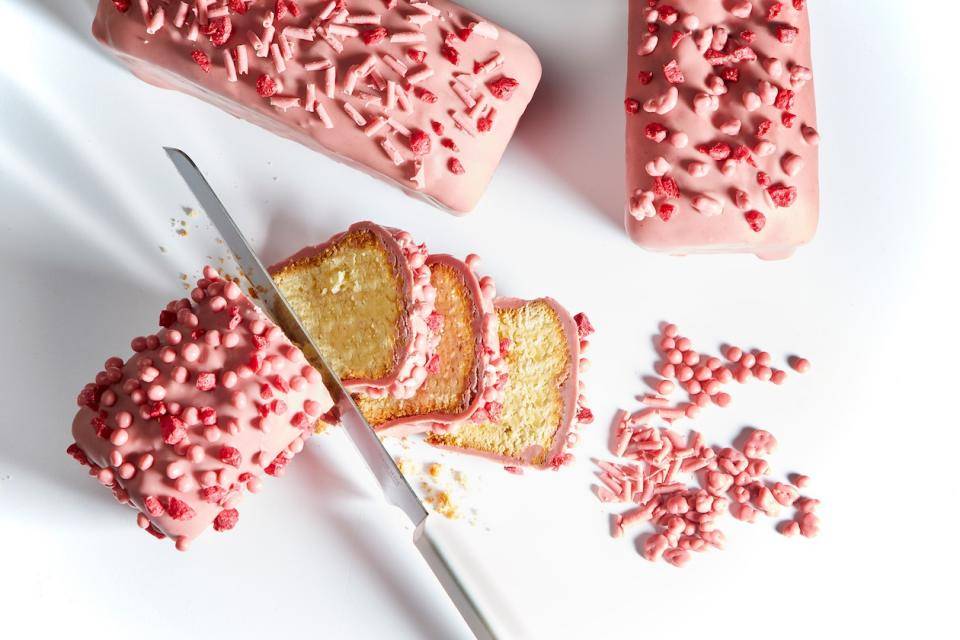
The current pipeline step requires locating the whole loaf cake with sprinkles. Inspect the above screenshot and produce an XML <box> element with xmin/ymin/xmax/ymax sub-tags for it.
<box><xmin>93</xmin><ymin>0</ymin><xmax>542</xmax><ymax>213</ymax></box>
<box><xmin>625</xmin><ymin>0</ymin><xmax>820</xmax><ymax>259</ymax></box>
<box><xmin>67</xmin><ymin>266</ymin><xmax>335</xmax><ymax>550</ymax></box>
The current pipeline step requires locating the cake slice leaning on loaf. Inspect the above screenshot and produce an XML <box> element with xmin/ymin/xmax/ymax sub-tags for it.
<box><xmin>355</xmin><ymin>254</ymin><xmax>506</xmax><ymax>436</ymax></box>
<box><xmin>428</xmin><ymin>298</ymin><xmax>594</xmax><ymax>469</ymax></box>
<box><xmin>625</xmin><ymin>0</ymin><xmax>820</xmax><ymax>258</ymax></box>
<box><xmin>92</xmin><ymin>0</ymin><xmax>542</xmax><ymax>213</ymax></box>
<box><xmin>270</xmin><ymin>221</ymin><xmax>440</xmax><ymax>402</ymax></box>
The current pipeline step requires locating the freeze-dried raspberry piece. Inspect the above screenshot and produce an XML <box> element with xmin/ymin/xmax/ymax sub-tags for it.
<box><xmin>196</xmin><ymin>372</ymin><xmax>216</xmax><ymax>391</ymax></box>
<box><xmin>704</xmin><ymin>49</ymin><xmax>730</xmax><ymax>66</ymax></box>
<box><xmin>91</xmin><ymin>415</ymin><xmax>110</xmax><ymax>439</ymax></box>
<box><xmin>159</xmin><ymin>496</ymin><xmax>196</xmax><ymax>521</ymax></box>
<box><xmin>768</xmin><ymin>184</ymin><xmax>798</xmax><ymax>208</ymax></box>
<box><xmin>248</xmin><ymin>351</ymin><xmax>265</xmax><ymax>373</ymax></box>
<box><xmin>440</xmin><ymin>44</ymin><xmax>460</xmax><ymax>65</ymax></box>
<box><xmin>793</xmin><ymin>0</ymin><xmax>806</xmax><ymax>9</ymax></box>
<box><xmin>731</xmin><ymin>45</ymin><xmax>757</xmax><ymax>63</ymax></box>
<box><xmin>219</xmin><ymin>445</ymin><xmax>241</xmax><ymax>467</ymax></box>
<box><xmin>768</xmin><ymin>1</ymin><xmax>785</xmax><ymax>20</ymax></box>
<box><xmin>256</xmin><ymin>74</ymin><xmax>277</xmax><ymax>98</ymax></box>
<box><xmin>66</xmin><ymin>443</ymin><xmax>89</xmax><ymax>466</ymax></box>
<box><xmin>781</xmin><ymin>111</ymin><xmax>797</xmax><ymax>128</ymax></box>
<box><xmin>426</xmin><ymin>354</ymin><xmax>441</xmax><ymax>375</ymax></box>
<box><xmin>362</xmin><ymin>26</ymin><xmax>387</xmax><ymax>46</ymax></box>
<box><xmin>203</xmin><ymin>17</ymin><xmax>233</xmax><ymax>48</ymax></box>
<box><xmin>407</xmin><ymin>48</ymin><xmax>426</xmax><ymax>64</ymax></box>
<box><xmin>732</xmin><ymin>145</ymin><xmax>752</xmax><ymax>163</ymax></box>
<box><xmin>658</xmin><ymin>5</ymin><xmax>677</xmax><ymax>21</ymax></box>
<box><xmin>199</xmin><ymin>406</ymin><xmax>217</xmax><ymax>425</ymax></box>
<box><xmin>441</xmin><ymin>138</ymin><xmax>458</xmax><ymax>151</ymax></box>
<box><xmin>721</xmin><ymin>66</ymin><xmax>740</xmax><ymax>83</ymax></box>
<box><xmin>274</xmin><ymin>0</ymin><xmax>288</xmax><ymax>20</ymax></box>
<box><xmin>670</xmin><ymin>31</ymin><xmax>687</xmax><ymax>48</ymax></box>
<box><xmin>252</xmin><ymin>335</ymin><xmax>268</xmax><ymax>351</ymax></box>
<box><xmin>259</xmin><ymin>383</ymin><xmax>273</xmax><ymax>400</ymax></box>
<box><xmin>644</xmin><ymin>122</ymin><xmax>668</xmax><ymax>142</ymax></box>
<box><xmin>745</xmin><ymin>210</ymin><xmax>766</xmax><ymax>232</ymax></box>
<box><xmin>625</xmin><ymin>98</ymin><xmax>641</xmax><ymax>114</ymax></box>
<box><xmin>739</xmin><ymin>30</ymin><xmax>756</xmax><ymax>44</ymax></box>
<box><xmin>658</xmin><ymin>203</ymin><xmax>676</xmax><ymax>221</ymax></box>
<box><xmin>577</xmin><ymin>406</ymin><xmax>595</xmax><ymax>424</ymax></box>
<box><xmin>488</xmin><ymin>76</ymin><xmax>519</xmax><ymax>100</ymax></box>
<box><xmin>457</xmin><ymin>26</ymin><xmax>473</xmax><ymax>41</ymax></box>
<box><xmin>270</xmin><ymin>398</ymin><xmax>288</xmax><ymax>415</ymax></box>
<box><xmin>199</xmin><ymin>486</ymin><xmax>226</xmax><ymax>504</ymax></box>
<box><xmin>653</xmin><ymin>176</ymin><xmax>680</xmax><ymax>199</ymax></box>
<box><xmin>756</xmin><ymin>119</ymin><xmax>774</xmax><ymax>138</ymax></box>
<box><xmin>414</xmin><ymin>87</ymin><xmax>438</xmax><ymax>103</ymax></box>
<box><xmin>264</xmin><ymin>453</ymin><xmax>290</xmax><ymax>477</ymax></box>
<box><xmin>228</xmin><ymin>0</ymin><xmax>249</xmax><ymax>14</ymax></box>
<box><xmin>574</xmin><ymin>312</ymin><xmax>595</xmax><ymax>338</ymax></box>
<box><xmin>158</xmin><ymin>309</ymin><xmax>176</xmax><ymax>327</ymax></box>
<box><xmin>774</xmin><ymin>87</ymin><xmax>796</xmax><ymax>110</ymax></box>
<box><xmin>703</xmin><ymin>142</ymin><xmax>732</xmax><ymax>161</ymax></box>
<box><xmin>637</xmin><ymin>71</ymin><xmax>654</xmax><ymax>85</ymax></box>
<box><xmin>290</xmin><ymin>411</ymin><xmax>311</xmax><ymax>431</ymax></box>
<box><xmin>477</xmin><ymin>116</ymin><xmax>493</xmax><ymax>132</ymax></box>
<box><xmin>191</xmin><ymin>50</ymin><xmax>212</xmax><ymax>73</ymax></box>
<box><xmin>408</xmin><ymin>129</ymin><xmax>432</xmax><ymax>156</ymax></box>
<box><xmin>213</xmin><ymin>509</ymin><xmax>239</xmax><ymax>531</ymax></box>
<box><xmin>486</xmin><ymin>401</ymin><xmax>503</xmax><ymax>422</ymax></box>
<box><xmin>286</xmin><ymin>0</ymin><xmax>301</xmax><ymax>17</ymax></box>
<box><xmin>144</xmin><ymin>401</ymin><xmax>167</xmax><ymax>418</ymax></box>
<box><xmin>663</xmin><ymin>59</ymin><xmax>684</xmax><ymax>84</ymax></box>
<box><xmin>430</xmin><ymin>120</ymin><xmax>444</xmax><ymax>136</ymax></box>
<box><xmin>144</xmin><ymin>495</ymin><xmax>165</xmax><ymax>517</ymax></box>
<box><xmin>777</xmin><ymin>26</ymin><xmax>799</xmax><ymax>44</ymax></box>
<box><xmin>255</xmin><ymin>401</ymin><xmax>271</xmax><ymax>419</ymax></box>
<box><xmin>448</xmin><ymin>158</ymin><xmax>465</xmax><ymax>175</ymax></box>
<box><xmin>112</xmin><ymin>0</ymin><xmax>131</xmax><ymax>12</ymax></box>
<box><xmin>160</xmin><ymin>415</ymin><xmax>187</xmax><ymax>445</ymax></box>
<box><xmin>227</xmin><ymin>306</ymin><xmax>242</xmax><ymax>329</ymax></box>
<box><xmin>757</xmin><ymin>171</ymin><xmax>772</xmax><ymax>187</ymax></box>
<box><xmin>269</xmin><ymin>375</ymin><xmax>290</xmax><ymax>393</ymax></box>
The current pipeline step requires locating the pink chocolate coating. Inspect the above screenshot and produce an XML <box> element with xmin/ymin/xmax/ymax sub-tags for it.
<box><xmin>92</xmin><ymin>0</ymin><xmax>542</xmax><ymax>214</ymax></box>
<box><xmin>625</xmin><ymin>1</ymin><xmax>820</xmax><ymax>259</ymax></box>
<box><xmin>68</xmin><ymin>267</ymin><xmax>334</xmax><ymax>549</ymax></box>
<box><xmin>269</xmin><ymin>221</ymin><xmax>439</xmax><ymax>399</ymax></box>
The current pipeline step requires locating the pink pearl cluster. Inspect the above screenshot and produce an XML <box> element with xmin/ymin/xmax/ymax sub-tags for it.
<box><xmin>595</xmin><ymin>322</ymin><xmax>819</xmax><ymax>567</ymax></box>
<box><xmin>648</xmin><ymin>323</ymin><xmax>810</xmax><ymax>413</ymax></box>
<box><xmin>68</xmin><ymin>265</ymin><xmax>334</xmax><ymax>550</ymax></box>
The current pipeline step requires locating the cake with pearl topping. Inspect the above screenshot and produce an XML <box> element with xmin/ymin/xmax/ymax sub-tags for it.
<box><xmin>67</xmin><ymin>266</ymin><xmax>335</xmax><ymax>550</ymax></box>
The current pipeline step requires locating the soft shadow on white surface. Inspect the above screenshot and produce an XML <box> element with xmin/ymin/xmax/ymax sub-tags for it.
<box><xmin>26</xmin><ymin>0</ymin><xmax>102</xmax><ymax>55</ymax></box>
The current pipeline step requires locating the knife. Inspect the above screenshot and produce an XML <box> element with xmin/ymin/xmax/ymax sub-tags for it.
<box><xmin>164</xmin><ymin>147</ymin><xmax>497</xmax><ymax>640</ymax></box>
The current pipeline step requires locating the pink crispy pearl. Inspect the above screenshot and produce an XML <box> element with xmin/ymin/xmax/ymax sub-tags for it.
<box><xmin>200</xmin><ymin>470</ymin><xmax>218</xmax><ymax>487</ymax></box>
<box><xmin>209</xmin><ymin>295</ymin><xmax>227</xmax><ymax>312</ymax></box>
<box><xmin>753</xmin><ymin>365</ymin><xmax>772</xmax><ymax>381</ymax></box>
<box><xmin>181</xmin><ymin>406</ymin><xmax>199</xmax><ymax>425</ymax></box>
<box><xmin>660</xmin><ymin>336</ymin><xmax>676</xmax><ymax>350</ymax></box>
<box><xmin>676</xmin><ymin>365</ymin><xmax>693</xmax><ymax>382</ymax></box>
<box><xmin>694</xmin><ymin>365</ymin><xmax>712</xmax><ymax>381</ymax></box>
<box><xmin>131</xmin><ymin>336</ymin><xmax>147</xmax><ymax>352</ymax></box>
<box><xmin>221</xmin><ymin>370</ymin><xmax>238</xmax><ymax>388</ymax></box>
<box><xmin>222</xmin><ymin>332</ymin><xmax>240</xmax><ymax>348</ymax></box>
<box><xmin>224</xmin><ymin>281</ymin><xmax>241</xmax><ymax>300</ymax></box>
<box><xmin>666</xmin><ymin>349</ymin><xmax>683</xmax><ymax>365</ymax></box>
<box><xmin>304</xmin><ymin>399</ymin><xmax>325</xmax><ymax>416</ymax></box>
<box><xmin>159</xmin><ymin>347</ymin><xmax>176</xmax><ymax>363</ymax></box>
<box><xmin>181</xmin><ymin>342</ymin><xmax>201</xmax><ymax>362</ymax></box>
<box><xmin>770</xmin><ymin>369</ymin><xmax>787</xmax><ymax>385</ymax></box>
<box><xmin>249</xmin><ymin>319</ymin><xmax>266</xmax><ymax>335</ymax></box>
<box><xmin>302</xmin><ymin>366</ymin><xmax>321</xmax><ymax>383</ymax></box>
<box><xmin>175</xmin><ymin>536</ymin><xmax>191</xmax><ymax>552</ymax></box>
<box><xmin>740</xmin><ymin>353</ymin><xmax>756</xmax><ymax>368</ymax></box>
<box><xmin>266</xmin><ymin>326</ymin><xmax>282</xmax><ymax>342</ymax></box>
<box><xmin>290</xmin><ymin>375</ymin><xmax>307</xmax><ymax>391</ymax></box>
<box><xmin>187</xmin><ymin>445</ymin><xmax>205</xmax><ymax>463</ymax></box>
<box><xmin>115</xmin><ymin>411</ymin><xmax>133</xmax><ymax>429</ymax></box>
<box><xmin>714</xmin><ymin>392</ymin><xmax>731</xmax><ymax>407</ymax></box>
<box><xmin>685</xmin><ymin>380</ymin><xmax>702</xmax><ymax>395</ymax></box>
<box><xmin>137</xmin><ymin>453</ymin><xmax>154</xmax><ymax>471</ymax></box>
<box><xmin>164</xmin><ymin>329</ymin><xmax>182</xmax><ymax>345</ymax></box>
<box><xmin>288</xmin><ymin>438</ymin><xmax>304</xmax><ymax>454</ymax></box>
<box><xmin>247</xmin><ymin>477</ymin><xmax>263</xmax><ymax>493</ymax></box>
<box><xmin>790</xmin><ymin>357</ymin><xmax>811</xmax><ymax>373</ymax></box>
<box><xmin>147</xmin><ymin>384</ymin><xmax>166</xmax><ymax>401</ymax></box>
<box><xmin>119</xmin><ymin>463</ymin><xmax>136</xmax><ymax>480</ymax></box>
<box><xmin>663</xmin><ymin>324</ymin><xmax>678</xmax><ymax>338</ymax></box>
<box><xmin>146</xmin><ymin>335</ymin><xmax>160</xmax><ymax>350</ymax></box>
<box><xmin>715</xmin><ymin>367</ymin><xmax>733</xmax><ymax>383</ymax></box>
<box><xmin>109</xmin><ymin>450</ymin><xmax>123</xmax><ymax>467</ymax></box>
<box><xmin>659</xmin><ymin>363</ymin><xmax>676</xmax><ymax>378</ymax></box>
<box><xmin>137</xmin><ymin>512</ymin><xmax>150</xmax><ymax>529</ymax></box>
<box><xmin>656</xmin><ymin>379</ymin><xmax>675</xmax><ymax>395</ymax></box>
<box><xmin>231</xmin><ymin>391</ymin><xmax>248</xmax><ymax>409</ymax></box>
<box><xmin>203</xmin><ymin>425</ymin><xmax>220</xmax><ymax>442</ymax></box>
<box><xmin>735</xmin><ymin>366</ymin><xmax>751</xmax><ymax>383</ymax></box>
<box><xmin>757</xmin><ymin>351</ymin><xmax>771</xmax><ymax>366</ymax></box>
<box><xmin>703</xmin><ymin>380</ymin><xmax>721</xmax><ymax>395</ymax></box>
<box><xmin>684</xmin><ymin>404</ymin><xmax>700</xmax><ymax>419</ymax></box>
<box><xmin>110</xmin><ymin>429</ymin><xmax>129</xmax><ymax>446</ymax></box>
<box><xmin>682</xmin><ymin>350</ymin><xmax>700</xmax><ymax>366</ymax></box>
<box><xmin>174</xmin><ymin>475</ymin><xmax>195</xmax><ymax>493</ymax></box>
<box><xmin>675</xmin><ymin>337</ymin><xmax>691</xmax><ymax>351</ymax></box>
<box><xmin>166</xmin><ymin>462</ymin><xmax>186</xmax><ymax>480</ymax></box>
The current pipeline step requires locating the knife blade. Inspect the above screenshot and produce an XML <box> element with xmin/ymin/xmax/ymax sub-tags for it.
<box><xmin>163</xmin><ymin>147</ymin><xmax>497</xmax><ymax>640</ymax></box>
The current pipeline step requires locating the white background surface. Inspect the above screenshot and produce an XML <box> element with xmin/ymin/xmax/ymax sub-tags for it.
<box><xmin>1</xmin><ymin>1</ymin><xmax>958</xmax><ymax>638</ymax></box>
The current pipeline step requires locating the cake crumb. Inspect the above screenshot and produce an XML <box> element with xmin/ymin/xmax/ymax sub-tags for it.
<box><xmin>426</xmin><ymin>489</ymin><xmax>459</xmax><ymax>519</ymax></box>
<box><xmin>395</xmin><ymin>456</ymin><xmax>417</xmax><ymax>478</ymax></box>
<box><xmin>427</xmin><ymin>462</ymin><xmax>443</xmax><ymax>479</ymax></box>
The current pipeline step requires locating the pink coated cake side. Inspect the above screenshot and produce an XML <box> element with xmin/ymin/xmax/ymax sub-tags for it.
<box><xmin>625</xmin><ymin>1</ymin><xmax>820</xmax><ymax>259</ymax></box>
<box><xmin>67</xmin><ymin>266</ymin><xmax>334</xmax><ymax>550</ymax></box>
<box><xmin>92</xmin><ymin>0</ymin><xmax>542</xmax><ymax>214</ymax></box>
<box><xmin>371</xmin><ymin>253</ymin><xmax>503</xmax><ymax>436</ymax></box>
<box><xmin>269</xmin><ymin>221</ymin><xmax>439</xmax><ymax>399</ymax></box>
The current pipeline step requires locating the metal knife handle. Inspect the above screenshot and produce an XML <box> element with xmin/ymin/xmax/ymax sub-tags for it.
<box><xmin>414</xmin><ymin>517</ymin><xmax>498</xmax><ymax>640</ymax></box>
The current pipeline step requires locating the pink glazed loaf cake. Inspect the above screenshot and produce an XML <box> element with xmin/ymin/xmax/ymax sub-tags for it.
<box><xmin>93</xmin><ymin>1</ymin><xmax>541</xmax><ymax>213</ymax></box>
<box><xmin>625</xmin><ymin>1</ymin><xmax>821</xmax><ymax>259</ymax></box>
<box><xmin>67</xmin><ymin>266</ymin><xmax>334</xmax><ymax>550</ymax></box>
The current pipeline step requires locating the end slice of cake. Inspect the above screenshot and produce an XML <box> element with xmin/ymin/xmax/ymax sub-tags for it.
<box><xmin>67</xmin><ymin>266</ymin><xmax>334</xmax><ymax>550</ymax></box>
<box><xmin>428</xmin><ymin>298</ymin><xmax>593</xmax><ymax>468</ymax></box>
<box><xmin>355</xmin><ymin>254</ymin><xmax>505</xmax><ymax>436</ymax></box>
<box><xmin>270</xmin><ymin>221</ymin><xmax>439</xmax><ymax>400</ymax></box>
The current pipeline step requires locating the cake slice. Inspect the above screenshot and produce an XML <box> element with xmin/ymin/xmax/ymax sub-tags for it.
<box><xmin>625</xmin><ymin>1</ymin><xmax>820</xmax><ymax>258</ymax></box>
<box><xmin>355</xmin><ymin>254</ymin><xmax>505</xmax><ymax>435</ymax></box>
<box><xmin>270</xmin><ymin>221</ymin><xmax>439</xmax><ymax>400</ymax></box>
<box><xmin>67</xmin><ymin>266</ymin><xmax>334</xmax><ymax>550</ymax></box>
<box><xmin>92</xmin><ymin>0</ymin><xmax>542</xmax><ymax>214</ymax></box>
<box><xmin>428</xmin><ymin>298</ymin><xmax>593</xmax><ymax>468</ymax></box>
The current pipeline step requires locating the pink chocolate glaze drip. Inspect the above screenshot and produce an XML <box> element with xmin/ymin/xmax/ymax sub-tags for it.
<box><xmin>269</xmin><ymin>221</ymin><xmax>439</xmax><ymax>400</ymax></box>
<box><xmin>624</xmin><ymin>1</ymin><xmax>819</xmax><ymax>259</ymax></box>
<box><xmin>91</xmin><ymin>0</ymin><xmax>542</xmax><ymax>214</ymax></box>
<box><xmin>67</xmin><ymin>266</ymin><xmax>334</xmax><ymax>550</ymax></box>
